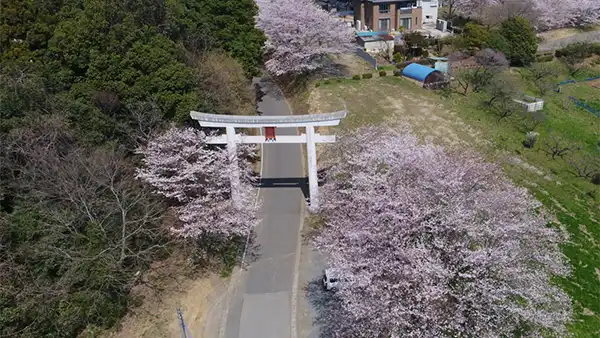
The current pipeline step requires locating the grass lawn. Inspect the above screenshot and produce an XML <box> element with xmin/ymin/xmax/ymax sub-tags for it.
<box><xmin>297</xmin><ymin>66</ymin><xmax>600</xmax><ymax>336</ymax></box>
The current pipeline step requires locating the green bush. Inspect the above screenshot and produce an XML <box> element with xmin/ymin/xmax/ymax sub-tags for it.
<box><xmin>396</xmin><ymin>61</ymin><xmax>413</xmax><ymax>70</ymax></box>
<box><xmin>536</xmin><ymin>54</ymin><xmax>554</xmax><ymax>62</ymax></box>
<box><xmin>379</xmin><ymin>70</ymin><xmax>387</xmax><ymax>76</ymax></box>
<box><xmin>463</xmin><ymin>23</ymin><xmax>492</xmax><ymax>49</ymax></box>
<box><xmin>362</xmin><ymin>73</ymin><xmax>373</xmax><ymax>79</ymax></box>
<box><xmin>352</xmin><ymin>74</ymin><xmax>361</xmax><ymax>80</ymax></box>
<box><xmin>393</xmin><ymin>52</ymin><xmax>406</xmax><ymax>63</ymax></box>
<box><xmin>422</xmin><ymin>50</ymin><xmax>430</xmax><ymax>58</ymax></box>
<box><xmin>592</xmin><ymin>173</ymin><xmax>600</xmax><ymax>185</ymax></box>
<box><xmin>498</xmin><ymin>17</ymin><xmax>538</xmax><ymax>66</ymax></box>
<box><xmin>323</xmin><ymin>79</ymin><xmax>331</xmax><ymax>84</ymax></box>
<box><xmin>555</xmin><ymin>42</ymin><xmax>600</xmax><ymax>59</ymax></box>
<box><xmin>394</xmin><ymin>70</ymin><xmax>403</xmax><ymax>76</ymax></box>
<box><xmin>315</xmin><ymin>82</ymin><xmax>321</xmax><ymax>87</ymax></box>
<box><xmin>523</xmin><ymin>131</ymin><xmax>539</xmax><ymax>148</ymax></box>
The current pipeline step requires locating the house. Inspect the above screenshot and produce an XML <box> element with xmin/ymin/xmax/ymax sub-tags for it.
<box><xmin>356</xmin><ymin>34</ymin><xmax>395</xmax><ymax>58</ymax></box>
<box><xmin>353</xmin><ymin>0</ymin><xmax>438</xmax><ymax>32</ymax></box>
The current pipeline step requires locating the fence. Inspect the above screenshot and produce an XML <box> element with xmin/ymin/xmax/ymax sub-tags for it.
<box><xmin>552</xmin><ymin>75</ymin><xmax>600</xmax><ymax>118</ymax></box>
<box><xmin>355</xmin><ymin>47</ymin><xmax>377</xmax><ymax>69</ymax></box>
<box><xmin>553</xmin><ymin>75</ymin><xmax>600</xmax><ymax>92</ymax></box>
<box><xmin>177</xmin><ymin>308</ymin><xmax>192</xmax><ymax>338</ymax></box>
<box><xmin>568</xmin><ymin>96</ymin><xmax>600</xmax><ymax>117</ymax></box>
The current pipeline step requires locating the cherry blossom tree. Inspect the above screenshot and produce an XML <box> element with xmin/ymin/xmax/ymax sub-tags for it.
<box><xmin>451</xmin><ymin>0</ymin><xmax>599</xmax><ymax>29</ymax></box>
<box><xmin>255</xmin><ymin>0</ymin><xmax>355</xmax><ymax>75</ymax></box>
<box><xmin>536</xmin><ymin>0</ymin><xmax>600</xmax><ymax>29</ymax></box>
<box><xmin>136</xmin><ymin>127</ymin><xmax>259</xmax><ymax>238</ymax></box>
<box><xmin>314</xmin><ymin>126</ymin><xmax>572</xmax><ymax>337</ymax></box>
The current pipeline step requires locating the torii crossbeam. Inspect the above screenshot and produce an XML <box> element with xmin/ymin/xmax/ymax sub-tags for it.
<box><xmin>190</xmin><ymin>110</ymin><xmax>347</xmax><ymax>210</ymax></box>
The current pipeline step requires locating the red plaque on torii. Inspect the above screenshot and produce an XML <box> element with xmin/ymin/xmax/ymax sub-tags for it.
<box><xmin>264</xmin><ymin>127</ymin><xmax>276</xmax><ymax>142</ymax></box>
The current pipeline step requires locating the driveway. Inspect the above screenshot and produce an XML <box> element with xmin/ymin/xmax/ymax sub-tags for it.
<box><xmin>219</xmin><ymin>77</ymin><xmax>306</xmax><ymax>338</ymax></box>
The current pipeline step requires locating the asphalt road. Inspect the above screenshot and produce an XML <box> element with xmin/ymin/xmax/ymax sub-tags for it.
<box><xmin>221</xmin><ymin>78</ymin><xmax>305</xmax><ymax>338</ymax></box>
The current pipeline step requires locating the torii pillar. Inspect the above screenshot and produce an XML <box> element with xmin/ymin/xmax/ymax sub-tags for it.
<box><xmin>190</xmin><ymin>111</ymin><xmax>347</xmax><ymax>210</ymax></box>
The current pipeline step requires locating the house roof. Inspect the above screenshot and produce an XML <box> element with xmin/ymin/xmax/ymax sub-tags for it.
<box><xmin>401</xmin><ymin>63</ymin><xmax>439</xmax><ymax>82</ymax></box>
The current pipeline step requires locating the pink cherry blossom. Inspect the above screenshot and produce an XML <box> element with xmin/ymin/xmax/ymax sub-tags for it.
<box><xmin>255</xmin><ymin>0</ymin><xmax>355</xmax><ymax>75</ymax></box>
<box><xmin>314</xmin><ymin>126</ymin><xmax>572</xmax><ymax>337</ymax></box>
<box><xmin>136</xmin><ymin>127</ymin><xmax>259</xmax><ymax>238</ymax></box>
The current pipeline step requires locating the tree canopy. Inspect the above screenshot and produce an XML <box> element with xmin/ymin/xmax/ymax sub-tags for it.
<box><xmin>0</xmin><ymin>1</ymin><xmax>264</xmax><ymax>336</ymax></box>
<box><xmin>314</xmin><ymin>126</ymin><xmax>572</xmax><ymax>338</ymax></box>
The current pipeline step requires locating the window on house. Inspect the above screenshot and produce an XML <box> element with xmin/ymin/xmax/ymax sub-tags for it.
<box><xmin>399</xmin><ymin>17</ymin><xmax>412</xmax><ymax>29</ymax></box>
<box><xmin>379</xmin><ymin>4</ymin><xmax>390</xmax><ymax>14</ymax></box>
<box><xmin>378</xmin><ymin>18</ymin><xmax>390</xmax><ymax>31</ymax></box>
<box><xmin>416</xmin><ymin>17</ymin><xmax>419</xmax><ymax>25</ymax></box>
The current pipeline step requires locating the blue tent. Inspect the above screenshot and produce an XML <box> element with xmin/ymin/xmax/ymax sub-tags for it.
<box><xmin>401</xmin><ymin>63</ymin><xmax>438</xmax><ymax>82</ymax></box>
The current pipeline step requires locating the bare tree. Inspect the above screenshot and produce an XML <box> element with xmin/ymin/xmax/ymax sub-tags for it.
<box><xmin>454</xmin><ymin>69</ymin><xmax>474</xmax><ymax>95</ymax></box>
<box><xmin>196</xmin><ymin>51</ymin><xmax>256</xmax><ymax>116</ymax></box>
<box><xmin>0</xmin><ymin>115</ymin><xmax>171</xmax><ymax>337</ymax></box>
<box><xmin>486</xmin><ymin>73</ymin><xmax>518</xmax><ymax>105</ymax></box>
<box><xmin>542</xmin><ymin>134</ymin><xmax>579</xmax><ymax>159</ymax></box>
<box><xmin>527</xmin><ymin>63</ymin><xmax>560</xmax><ymax>96</ymax></box>
<box><xmin>520</xmin><ymin>110</ymin><xmax>547</xmax><ymax>131</ymax></box>
<box><xmin>568</xmin><ymin>154</ymin><xmax>600</xmax><ymax>179</ymax></box>
<box><xmin>472</xmin><ymin>49</ymin><xmax>510</xmax><ymax>92</ymax></box>
<box><xmin>493</xmin><ymin>96</ymin><xmax>521</xmax><ymax>121</ymax></box>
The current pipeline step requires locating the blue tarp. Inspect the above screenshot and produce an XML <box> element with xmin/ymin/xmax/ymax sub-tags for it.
<box><xmin>402</xmin><ymin>63</ymin><xmax>437</xmax><ymax>82</ymax></box>
<box><xmin>356</xmin><ymin>31</ymin><xmax>387</xmax><ymax>37</ymax></box>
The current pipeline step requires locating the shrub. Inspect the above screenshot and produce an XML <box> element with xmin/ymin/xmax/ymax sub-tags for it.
<box><xmin>379</xmin><ymin>70</ymin><xmax>387</xmax><ymax>76</ymax></box>
<box><xmin>323</xmin><ymin>79</ymin><xmax>331</xmax><ymax>84</ymax></box>
<box><xmin>394</xmin><ymin>70</ymin><xmax>403</xmax><ymax>76</ymax></box>
<box><xmin>592</xmin><ymin>173</ymin><xmax>600</xmax><ymax>185</ymax></box>
<box><xmin>555</xmin><ymin>42</ymin><xmax>600</xmax><ymax>59</ymax></box>
<box><xmin>315</xmin><ymin>82</ymin><xmax>321</xmax><ymax>87</ymax></box>
<box><xmin>536</xmin><ymin>54</ymin><xmax>554</xmax><ymax>62</ymax></box>
<box><xmin>352</xmin><ymin>74</ymin><xmax>361</xmax><ymax>80</ymax></box>
<box><xmin>498</xmin><ymin>17</ymin><xmax>538</xmax><ymax>66</ymax></box>
<box><xmin>362</xmin><ymin>73</ymin><xmax>373</xmax><ymax>79</ymax></box>
<box><xmin>393</xmin><ymin>52</ymin><xmax>406</xmax><ymax>63</ymax></box>
<box><xmin>463</xmin><ymin>23</ymin><xmax>492</xmax><ymax>49</ymax></box>
<box><xmin>523</xmin><ymin>131</ymin><xmax>539</xmax><ymax>148</ymax></box>
<box><xmin>396</xmin><ymin>61</ymin><xmax>413</xmax><ymax>70</ymax></box>
<box><xmin>422</xmin><ymin>50</ymin><xmax>429</xmax><ymax>58</ymax></box>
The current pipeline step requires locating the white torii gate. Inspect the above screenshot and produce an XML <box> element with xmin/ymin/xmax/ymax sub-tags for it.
<box><xmin>190</xmin><ymin>110</ymin><xmax>347</xmax><ymax>210</ymax></box>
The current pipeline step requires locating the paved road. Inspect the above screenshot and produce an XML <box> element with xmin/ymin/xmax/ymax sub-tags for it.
<box><xmin>222</xmin><ymin>78</ymin><xmax>305</xmax><ymax>338</ymax></box>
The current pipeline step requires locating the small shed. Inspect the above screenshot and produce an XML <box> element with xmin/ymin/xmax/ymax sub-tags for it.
<box><xmin>428</xmin><ymin>56</ymin><xmax>448</xmax><ymax>74</ymax></box>
<box><xmin>401</xmin><ymin>63</ymin><xmax>445</xmax><ymax>88</ymax></box>
<box><xmin>513</xmin><ymin>95</ymin><xmax>544</xmax><ymax>112</ymax></box>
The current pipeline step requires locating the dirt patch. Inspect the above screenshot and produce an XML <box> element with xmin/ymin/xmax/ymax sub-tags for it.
<box><xmin>101</xmin><ymin>256</ymin><xmax>223</xmax><ymax>338</ymax></box>
<box><xmin>587</xmin><ymin>77</ymin><xmax>600</xmax><ymax>89</ymax></box>
<box><xmin>327</xmin><ymin>53</ymin><xmax>374</xmax><ymax>76</ymax></box>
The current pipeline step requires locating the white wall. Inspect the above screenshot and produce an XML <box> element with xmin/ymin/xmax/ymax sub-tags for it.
<box><xmin>420</xmin><ymin>0</ymin><xmax>438</xmax><ymax>24</ymax></box>
<box><xmin>363</xmin><ymin>40</ymin><xmax>394</xmax><ymax>54</ymax></box>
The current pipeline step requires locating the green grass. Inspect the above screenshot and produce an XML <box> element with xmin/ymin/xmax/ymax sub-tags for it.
<box><xmin>303</xmin><ymin>70</ymin><xmax>600</xmax><ymax>336</ymax></box>
<box><xmin>377</xmin><ymin>65</ymin><xmax>396</xmax><ymax>71</ymax></box>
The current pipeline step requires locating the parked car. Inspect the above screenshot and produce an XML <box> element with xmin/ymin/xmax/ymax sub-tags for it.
<box><xmin>322</xmin><ymin>268</ymin><xmax>347</xmax><ymax>291</ymax></box>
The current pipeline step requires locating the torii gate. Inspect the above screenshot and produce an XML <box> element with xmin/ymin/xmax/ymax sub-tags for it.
<box><xmin>190</xmin><ymin>110</ymin><xmax>347</xmax><ymax>210</ymax></box>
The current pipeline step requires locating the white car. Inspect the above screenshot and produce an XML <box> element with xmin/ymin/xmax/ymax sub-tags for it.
<box><xmin>322</xmin><ymin>268</ymin><xmax>346</xmax><ymax>291</ymax></box>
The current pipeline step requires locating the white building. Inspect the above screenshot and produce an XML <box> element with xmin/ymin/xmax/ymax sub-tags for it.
<box><xmin>419</xmin><ymin>0</ymin><xmax>438</xmax><ymax>24</ymax></box>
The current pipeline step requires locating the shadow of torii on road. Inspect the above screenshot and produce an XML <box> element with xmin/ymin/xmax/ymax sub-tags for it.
<box><xmin>253</xmin><ymin>168</ymin><xmax>329</xmax><ymax>204</ymax></box>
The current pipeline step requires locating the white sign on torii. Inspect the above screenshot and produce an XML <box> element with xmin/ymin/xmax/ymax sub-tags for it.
<box><xmin>190</xmin><ymin>110</ymin><xmax>347</xmax><ymax>210</ymax></box>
